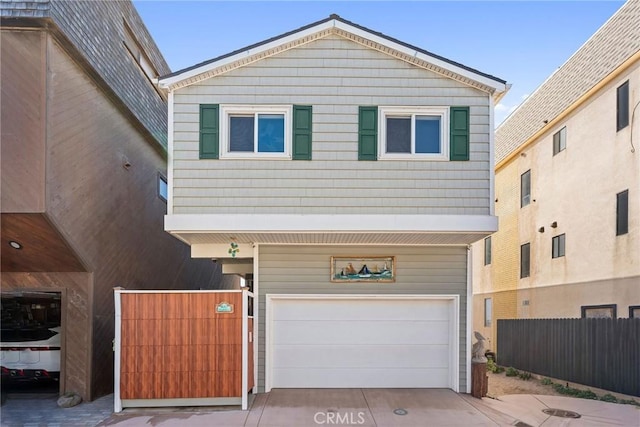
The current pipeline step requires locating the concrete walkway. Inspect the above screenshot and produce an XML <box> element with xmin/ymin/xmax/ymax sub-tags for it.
<box><xmin>1</xmin><ymin>390</ymin><xmax>638</xmax><ymax>426</ymax></box>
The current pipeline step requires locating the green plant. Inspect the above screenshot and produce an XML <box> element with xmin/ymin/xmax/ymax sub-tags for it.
<box><xmin>541</xmin><ymin>378</ymin><xmax>552</xmax><ymax>386</ymax></box>
<box><xmin>486</xmin><ymin>358</ymin><xmax>505</xmax><ymax>374</ymax></box>
<box><xmin>518</xmin><ymin>371</ymin><xmax>532</xmax><ymax>380</ymax></box>
<box><xmin>618</xmin><ymin>399</ymin><xmax>640</xmax><ymax>407</ymax></box>
<box><xmin>576</xmin><ymin>389</ymin><xmax>597</xmax><ymax>400</ymax></box>
<box><xmin>505</xmin><ymin>367</ymin><xmax>520</xmax><ymax>377</ymax></box>
<box><xmin>600</xmin><ymin>394</ymin><xmax>618</xmax><ymax>403</ymax></box>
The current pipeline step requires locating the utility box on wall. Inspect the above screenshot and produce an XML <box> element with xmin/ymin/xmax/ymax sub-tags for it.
<box><xmin>113</xmin><ymin>289</ymin><xmax>254</xmax><ymax>411</ymax></box>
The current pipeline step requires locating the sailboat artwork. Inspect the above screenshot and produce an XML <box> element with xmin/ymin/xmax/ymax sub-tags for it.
<box><xmin>331</xmin><ymin>256</ymin><xmax>395</xmax><ymax>282</ymax></box>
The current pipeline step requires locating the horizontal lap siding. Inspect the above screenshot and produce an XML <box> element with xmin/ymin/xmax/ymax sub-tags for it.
<box><xmin>256</xmin><ymin>245</ymin><xmax>468</xmax><ymax>392</ymax></box>
<box><xmin>172</xmin><ymin>35</ymin><xmax>490</xmax><ymax>215</ymax></box>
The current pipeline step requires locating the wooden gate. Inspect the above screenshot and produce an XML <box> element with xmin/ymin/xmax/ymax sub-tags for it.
<box><xmin>113</xmin><ymin>290</ymin><xmax>254</xmax><ymax>411</ymax></box>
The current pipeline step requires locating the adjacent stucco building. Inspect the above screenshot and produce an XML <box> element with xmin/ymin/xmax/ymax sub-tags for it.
<box><xmin>472</xmin><ymin>0</ymin><xmax>640</xmax><ymax>350</ymax></box>
<box><xmin>159</xmin><ymin>15</ymin><xmax>508</xmax><ymax>395</ymax></box>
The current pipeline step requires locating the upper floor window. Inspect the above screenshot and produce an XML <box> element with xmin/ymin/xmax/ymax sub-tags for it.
<box><xmin>617</xmin><ymin>80</ymin><xmax>629</xmax><ymax>131</ymax></box>
<box><xmin>378</xmin><ymin>107</ymin><xmax>449</xmax><ymax>160</ymax></box>
<box><xmin>220</xmin><ymin>105</ymin><xmax>291</xmax><ymax>158</ymax></box>
<box><xmin>520</xmin><ymin>242</ymin><xmax>530</xmax><ymax>278</ymax></box>
<box><xmin>484</xmin><ymin>236</ymin><xmax>492</xmax><ymax>266</ymax></box>
<box><xmin>521</xmin><ymin>170</ymin><xmax>531</xmax><ymax>207</ymax></box>
<box><xmin>552</xmin><ymin>234</ymin><xmax>565</xmax><ymax>258</ymax></box>
<box><xmin>484</xmin><ymin>298</ymin><xmax>492</xmax><ymax>327</ymax></box>
<box><xmin>616</xmin><ymin>190</ymin><xmax>629</xmax><ymax>236</ymax></box>
<box><xmin>553</xmin><ymin>127</ymin><xmax>566</xmax><ymax>155</ymax></box>
<box><xmin>158</xmin><ymin>173</ymin><xmax>167</xmax><ymax>202</ymax></box>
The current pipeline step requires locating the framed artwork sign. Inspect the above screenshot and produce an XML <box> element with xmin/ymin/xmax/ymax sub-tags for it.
<box><xmin>330</xmin><ymin>256</ymin><xmax>395</xmax><ymax>283</ymax></box>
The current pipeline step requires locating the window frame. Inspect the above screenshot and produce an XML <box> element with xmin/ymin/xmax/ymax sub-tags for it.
<box><xmin>617</xmin><ymin>80</ymin><xmax>629</xmax><ymax>131</ymax></box>
<box><xmin>616</xmin><ymin>190</ymin><xmax>629</xmax><ymax>236</ymax></box>
<box><xmin>157</xmin><ymin>173</ymin><xmax>168</xmax><ymax>203</ymax></box>
<box><xmin>520</xmin><ymin>242</ymin><xmax>530</xmax><ymax>279</ymax></box>
<box><xmin>484</xmin><ymin>298</ymin><xmax>492</xmax><ymax>327</ymax></box>
<box><xmin>552</xmin><ymin>233</ymin><xmax>565</xmax><ymax>259</ymax></box>
<box><xmin>629</xmin><ymin>305</ymin><xmax>640</xmax><ymax>319</ymax></box>
<box><xmin>553</xmin><ymin>126</ymin><xmax>566</xmax><ymax>155</ymax></box>
<box><xmin>581</xmin><ymin>304</ymin><xmax>617</xmax><ymax>319</ymax></box>
<box><xmin>378</xmin><ymin>106</ymin><xmax>449</xmax><ymax>161</ymax></box>
<box><xmin>521</xmin><ymin>170</ymin><xmax>531</xmax><ymax>208</ymax></box>
<box><xmin>219</xmin><ymin>105</ymin><xmax>292</xmax><ymax>159</ymax></box>
<box><xmin>484</xmin><ymin>236</ymin><xmax>492</xmax><ymax>266</ymax></box>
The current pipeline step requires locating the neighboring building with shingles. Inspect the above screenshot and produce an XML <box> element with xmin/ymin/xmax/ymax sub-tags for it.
<box><xmin>1</xmin><ymin>0</ymin><xmax>228</xmax><ymax>400</ymax></box>
<box><xmin>472</xmin><ymin>0</ymin><xmax>640</xmax><ymax>351</ymax></box>
<box><xmin>159</xmin><ymin>15</ymin><xmax>508</xmax><ymax>395</ymax></box>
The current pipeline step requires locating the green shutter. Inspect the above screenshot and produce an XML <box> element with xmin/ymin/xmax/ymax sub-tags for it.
<box><xmin>450</xmin><ymin>106</ymin><xmax>469</xmax><ymax>161</ymax></box>
<box><xmin>292</xmin><ymin>105</ymin><xmax>312</xmax><ymax>160</ymax></box>
<box><xmin>358</xmin><ymin>106</ymin><xmax>378</xmax><ymax>161</ymax></box>
<box><xmin>199</xmin><ymin>104</ymin><xmax>219</xmax><ymax>159</ymax></box>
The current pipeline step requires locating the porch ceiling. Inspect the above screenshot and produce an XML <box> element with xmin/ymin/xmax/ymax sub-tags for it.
<box><xmin>169</xmin><ymin>231</ymin><xmax>489</xmax><ymax>246</ymax></box>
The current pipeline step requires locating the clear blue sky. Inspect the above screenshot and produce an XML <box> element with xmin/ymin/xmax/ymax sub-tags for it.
<box><xmin>134</xmin><ymin>0</ymin><xmax>624</xmax><ymax>125</ymax></box>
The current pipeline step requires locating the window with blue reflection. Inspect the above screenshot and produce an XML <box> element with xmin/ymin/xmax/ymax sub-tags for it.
<box><xmin>257</xmin><ymin>114</ymin><xmax>285</xmax><ymax>153</ymax></box>
<box><xmin>415</xmin><ymin>116</ymin><xmax>441</xmax><ymax>153</ymax></box>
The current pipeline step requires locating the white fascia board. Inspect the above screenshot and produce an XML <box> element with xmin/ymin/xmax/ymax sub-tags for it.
<box><xmin>159</xmin><ymin>18</ymin><xmax>506</xmax><ymax>94</ymax></box>
<box><xmin>158</xmin><ymin>20</ymin><xmax>336</xmax><ymax>89</ymax></box>
<box><xmin>332</xmin><ymin>21</ymin><xmax>507</xmax><ymax>93</ymax></box>
<box><xmin>165</xmin><ymin>214</ymin><xmax>498</xmax><ymax>234</ymax></box>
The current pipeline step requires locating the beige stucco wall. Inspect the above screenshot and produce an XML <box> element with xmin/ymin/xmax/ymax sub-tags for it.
<box><xmin>472</xmin><ymin>57</ymin><xmax>640</xmax><ymax>347</ymax></box>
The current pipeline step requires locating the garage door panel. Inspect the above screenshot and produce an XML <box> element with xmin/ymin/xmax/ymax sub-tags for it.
<box><xmin>272</xmin><ymin>367</ymin><xmax>450</xmax><ymax>388</ymax></box>
<box><xmin>272</xmin><ymin>299</ymin><xmax>450</xmax><ymax>321</ymax></box>
<box><xmin>273</xmin><ymin>344</ymin><xmax>450</xmax><ymax>369</ymax></box>
<box><xmin>268</xmin><ymin>296</ymin><xmax>456</xmax><ymax>389</ymax></box>
<box><xmin>272</xmin><ymin>320</ymin><xmax>450</xmax><ymax>345</ymax></box>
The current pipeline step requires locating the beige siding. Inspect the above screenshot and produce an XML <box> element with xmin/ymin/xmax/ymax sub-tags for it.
<box><xmin>172</xmin><ymin>35</ymin><xmax>491</xmax><ymax>215</ymax></box>
<box><xmin>257</xmin><ymin>245</ymin><xmax>468</xmax><ymax>392</ymax></box>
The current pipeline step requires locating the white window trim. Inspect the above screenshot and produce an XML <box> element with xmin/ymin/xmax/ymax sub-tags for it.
<box><xmin>378</xmin><ymin>106</ymin><xmax>449</xmax><ymax>161</ymax></box>
<box><xmin>220</xmin><ymin>105</ymin><xmax>292</xmax><ymax>159</ymax></box>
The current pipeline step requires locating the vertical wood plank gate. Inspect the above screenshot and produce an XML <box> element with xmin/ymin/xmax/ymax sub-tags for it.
<box><xmin>113</xmin><ymin>290</ymin><xmax>254</xmax><ymax>411</ymax></box>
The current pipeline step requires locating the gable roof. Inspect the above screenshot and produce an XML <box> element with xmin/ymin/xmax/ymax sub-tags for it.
<box><xmin>495</xmin><ymin>0</ymin><xmax>640</xmax><ymax>166</ymax></box>
<box><xmin>158</xmin><ymin>14</ymin><xmax>508</xmax><ymax>99</ymax></box>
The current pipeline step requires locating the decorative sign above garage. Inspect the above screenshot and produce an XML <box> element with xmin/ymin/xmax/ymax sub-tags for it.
<box><xmin>330</xmin><ymin>256</ymin><xmax>395</xmax><ymax>283</ymax></box>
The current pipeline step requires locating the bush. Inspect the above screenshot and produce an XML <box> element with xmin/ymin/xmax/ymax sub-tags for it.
<box><xmin>486</xmin><ymin>358</ymin><xmax>505</xmax><ymax>374</ymax></box>
<box><xmin>600</xmin><ymin>394</ymin><xmax>618</xmax><ymax>403</ymax></box>
<box><xmin>576</xmin><ymin>389</ymin><xmax>597</xmax><ymax>400</ymax></box>
<box><xmin>518</xmin><ymin>371</ymin><xmax>532</xmax><ymax>380</ymax></box>
<box><xmin>505</xmin><ymin>367</ymin><xmax>519</xmax><ymax>377</ymax></box>
<box><xmin>541</xmin><ymin>378</ymin><xmax>552</xmax><ymax>386</ymax></box>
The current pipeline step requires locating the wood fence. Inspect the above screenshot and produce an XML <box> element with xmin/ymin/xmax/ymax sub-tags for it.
<box><xmin>497</xmin><ymin>318</ymin><xmax>639</xmax><ymax>396</ymax></box>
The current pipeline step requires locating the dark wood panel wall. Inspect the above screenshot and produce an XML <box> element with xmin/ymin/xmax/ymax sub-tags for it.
<box><xmin>45</xmin><ymin>37</ymin><xmax>220</xmax><ymax>399</ymax></box>
<box><xmin>0</xmin><ymin>30</ymin><xmax>46</xmax><ymax>212</ymax></box>
<box><xmin>120</xmin><ymin>292</ymin><xmax>246</xmax><ymax>399</ymax></box>
<box><xmin>1</xmin><ymin>272</ymin><xmax>92</xmax><ymax>399</ymax></box>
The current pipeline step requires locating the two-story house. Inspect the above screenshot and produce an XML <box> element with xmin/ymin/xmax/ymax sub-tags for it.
<box><xmin>158</xmin><ymin>15</ymin><xmax>508</xmax><ymax>394</ymax></box>
<box><xmin>1</xmin><ymin>0</ymin><xmax>229</xmax><ymax>400</ymax></box>
<box><xmin>472</xmin><ymin>0</ymin><xmax>639</xmax><ymax>351</ymax></box>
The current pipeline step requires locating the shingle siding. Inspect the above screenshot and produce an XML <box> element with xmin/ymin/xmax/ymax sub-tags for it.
<box><xmin>2</xmin><ymin>0</ymin><xmax>170</xmax><ymax>148</ymax></box>
<box><xmin>172</xmin><ymin>35</ymin><xmax>492</xmax><ymax>215</ymax></box>
<box><xmin>496</xmin><ymin>0</ymin><xmax>640</xmax><ymax>163</ymax></box>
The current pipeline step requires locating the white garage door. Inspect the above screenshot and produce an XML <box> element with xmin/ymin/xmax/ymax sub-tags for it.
<box><xmin>267</xmin><ymin>295</ymin><xmax>457</xmax><ymax>390</ymax></box>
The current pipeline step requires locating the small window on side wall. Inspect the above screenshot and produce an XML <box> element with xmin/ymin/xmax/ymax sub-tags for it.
<box><xmin>581</xmin><ymin>304</ymin><xmax>616</xmax><ymax>319</ymax></box>
<box><xmin>629</xmin><ymin>306</ymin><xmax>640</xmax><ymax>318</ymax></box>
<box><xmin>553</xmin><ymin>127</ymin><xmax>566</xmax><ymax>155</ymax></box>
<box><xmin>552</xmin><ymin>234</ymin><xmax>565</xmax><ymax>258</ymax></box>
<box><xmin>617</xmin><ymin>80</ymin><xmax>629</xmax><ymax>131</ymax></box>
<box><xmin>521</xmin><ymin>170</ymin><xmax>531</xmax><ymax>207</ymax></box>
<box><xmin>484</xmin><ymin>298</ymin><xmax>492</xmax><ymax>327</ymax></box>
<box><xmin>520</xmin><ymin>243</ymin><xmax>530</xmax><ymax>278</ymax></box>
<box><xmin>158</xmin><ymin>173</ymin><xmax>167</xmax><ymax>202</ymax></box>
<box><xmin>484</xmin><ymin>236</ymin><xmax>492</xmax><ymax>266</ymax></box>
<box><xmin>616</xmin><ymin>190</ymin><xmax>629</xmax><ymax>236</ymax></box>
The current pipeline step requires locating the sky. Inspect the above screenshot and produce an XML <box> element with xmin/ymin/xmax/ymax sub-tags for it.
<box><xmin>133</xmin><ymin>0</ymin><xmax>625</xmax><ymax>125</ymax></box>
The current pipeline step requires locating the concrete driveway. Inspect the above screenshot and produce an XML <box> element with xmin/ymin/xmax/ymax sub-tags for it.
<box><xmin>99</xmin><ymin>389</ymin><xmax>502</xmax><ymax>426</ymax></box>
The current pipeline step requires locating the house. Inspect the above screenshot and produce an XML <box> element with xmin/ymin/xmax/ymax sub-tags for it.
<box><xmin>0</xmin><ymin>0</ymin><xmax>230</xmax><ymax>401</ymax></box>
<box><xmin>472</xmin><ymin>0</ymin><xmax>639</xmax><ymax>350</ymax></box>
<box><xmin>158</xmin><ymin>15</ymin><xmax>508</xmax><ymax>394</ymax></box>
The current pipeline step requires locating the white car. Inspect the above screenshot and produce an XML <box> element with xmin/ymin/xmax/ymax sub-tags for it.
<box><xmin>1</xmin><ymin>327</ymin><xmax>61</xmax><ymax>381</ymax></box>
